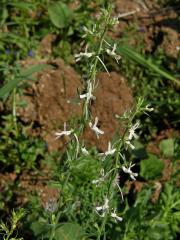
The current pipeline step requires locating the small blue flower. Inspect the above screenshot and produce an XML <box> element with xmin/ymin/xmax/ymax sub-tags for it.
<box><xmin>5</xmin><ymin>48</ymin><xmax>11</xmax><ymax>55</ymax></box>
<box><xmin>138</xmin><ymin>26</ymin><xmax>145</xmax><ymax>33</ymax></box>
<box><xmin>28</xmin><ymin>50</ymin><xmax>34</xmax><ymax>57</ymax></box>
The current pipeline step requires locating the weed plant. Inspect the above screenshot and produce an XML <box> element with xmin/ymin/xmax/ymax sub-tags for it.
<box><xmin>27</xmin><ymin>6</ymin><xmax>156</xmax><ymax>240</ymax></box>
<box><xmin>0</xmin><ymin>1</ymin><xmax>179</xmax><ymax>240</ymax></box>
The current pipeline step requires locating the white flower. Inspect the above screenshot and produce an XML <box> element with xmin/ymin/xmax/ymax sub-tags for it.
<box><xmin>82</xmin><ymin>25</ymin><xmax>96</xmax><ymax>38</ymax></box>
<box><xmin>122</xmin><ymin>162</ymin><xmax>138</xmax><ymax>180</ymax></box>
<box><xmin>92</xmin><ymin>169</ymin><xmax>105</xmax><ymax>185</ymax></box>
<box><xmin>99</xmin><ymin>142</ymin><xmax>116</xmax><ymax>158</ymax></box>
<box><xmin>111</xmin><ymin>210</ymin><xmax>123</xmax><ymax>222</ymax></box>
<box><xmin>75</xmin><ymin>45</ymin><xmax>95</xmax><ymax>62</ymax></box>
<box><xmin>81</xmin><ymin>147</ymin><xmax>89</xmax><ymax>155</ymax></box>
<box><xmin>145</xmin><ymin>104</ymin><xmax>154</xmax><ymax>112</ymax></box>
<box><xmin>106</xmin><ymin>43</ymin><xmax>121</xmax><ymax>63</ymax></box>
<box><xmin>55</xmin><ymin>122</ymin><xmax>72</xmax><ymax>139</ymax></box>
<box><xmin>89</xmin><ymin>117</ymin><xmax>104</xmax><ymax>139</ymax></box>
<box><xmin>128</xmin><ymin>121</ymin><xmax>140</xmax><ymax>140</ymax></box>
<box><xmin>95</xmin><ymin>198</ymin><xmax>109</xmax><ymax>217</ymax></box>
<box><xmin>92</xmin><ymin>178</ymin><xmax>104</xmax><ymax>185</ymax></box>
<box><xmin>79</xmin><ymin>82</ymin><xmax>96</xmax><ymax>102</ymax></box>
<box><xmin>125</xmin><ymin>140</ymin><xmax>135</xmax><ymax>150</ymax></box>
<box><xmin>111</xmin><ymin>17</ymin><xmax>119</xmax><ymax>25</ymax></box>
<box><xmin>82</xmin><ymin>26</ymin><xmax>94</xmax><ymax>35</ymax></box>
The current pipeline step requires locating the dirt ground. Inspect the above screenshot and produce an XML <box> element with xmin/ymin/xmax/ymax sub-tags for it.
<box><xmin>113</xmin><ymin>0</ymin><xmax>180</xmax><ymax>57</ymax></box>
<box><xmin>17</xmin><ymin>59</ymin><xmax>133</xmax><ymax>152</ymax></box>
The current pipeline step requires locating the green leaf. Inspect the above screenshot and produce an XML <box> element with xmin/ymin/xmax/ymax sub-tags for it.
<box><xmin>0</xmin><ymin>64</ymin><xmax>47</xmax><ymax>98</ymax></box>
<box><xmin>48</xmin><ymin>2</ymin><xmax>72</xmax><ymax>29</ymax></box>
<box><xmin>19</xmin><ymin>64</ymin><xmax>48</xmax><ymax>78</ymax></box>
<box><xmin>132</xmin><ymin>141</ymin><xmax>147</xmax><ymax>159</ymax></box>
<box><xmin>0</xmin><ymin>6</ymin><xmax>8</xmax><ymax>26</ymax></box>
<box><xmin>30</xmin><ymin>221</ymin><xmax>51</xmax><ymax>238</ymax></box>
<box><xmin>140</xmin><ymin>154</ymin><xmax>164</xmax><ymax>180</ymax></box>
<box><xmin>0</xmin><ymin>32</ymin><xmax>28</xmax><ymax>49</ymax></box>
<box><xmin>117</xmin><ymin>45</ymin><xmax>179</xmax><ymax>85</ymax></box>
<box><xmin>7</xmin><ymin>2</ymin><xmax>36</xmax><ymax>11</ymax></box>
<box><xmin>0</xmin><ymin>77</ymin><xmax>20</xmax><ymax>98</ymax></box>
<box><xmin>54</xmin><ymin>223</ymin><xmax>84</xmax><ymax>240</ymax></box>
<box><xmin>159</xmin><ymin>139</ymin><xmax>174</xmax><ymax>157</ymax></box>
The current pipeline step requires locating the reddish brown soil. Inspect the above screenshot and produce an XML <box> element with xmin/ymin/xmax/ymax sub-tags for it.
<box><xmin>18</xmin><ymin>58</ymin><xmax>82</xmax><ymax>151</ymax></box>
<box><xmin>113</xmin><ymin>0</ymin><xmax>180</xmax><ymax>57</ymax></box>
<box><xmin>0</xmin><ymin>169</ymin><xmax>59</xmax><ymax>209</ymax></box>
<box><xmin>84</xmin><ymin>72</ymin><xmax>133</xmax><ymax>151</ymax></box>
<box><xmin>17</xmin><ymin>59</ymin><xmax>133</xmax><ymax>152</ymax></box>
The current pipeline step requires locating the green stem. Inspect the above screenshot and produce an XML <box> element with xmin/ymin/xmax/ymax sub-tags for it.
<box><xmin>12</xmin><ymin>88</ymin><xmax>18</xmax><ymax>134</ymax></box>
<box><xmin>82</xmin><ymin>15</ymin><xmax>110</xmax><ymax>122</ymax></box>
<box><xmin>98</xmin><ymin>100</ymin><xmax>143</xmax><ymax>238</ymax></box>
<box><xmin>49</xmin><ymin>171</ymin><xmax>71</xmax><ymax>240</ymax></box>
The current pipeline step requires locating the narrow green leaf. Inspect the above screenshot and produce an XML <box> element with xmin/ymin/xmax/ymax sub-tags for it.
<box><xmin>117</xmin><ymin>45</ymin><xmax>179</xmax><ymax>85</ymax></box>
<box><xmin>7</xmin><ymin>2</ymin><xmax>36</xmax><ymax>11</ymax></box>
<box><xmin>0</xmin><ymin>64</ymin><xmax>47</xmax><ymax>98</ymax></box>
<box><xmin>19</xmin><ymin>64</ymin><xmax>48</xmax><ymax>78</ymax></box>
<box><xmin>0</xmin><ymin>78</ymin><xmax>20</xmax><ymax>98</ymax></box>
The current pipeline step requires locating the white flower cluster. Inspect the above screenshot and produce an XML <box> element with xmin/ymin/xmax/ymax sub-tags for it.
<box><xmin>125</xmin><ymin>121</ymin><xmax>140</xmax><ymax>150</ymax></box>
<box><xmin>89</xmin><ymin>117</ymin><xmax>104</xmax><ymax>139</ymax></box>
<box><xmin>55</xmin><ymin>122</ymin><xmax>72</xmax><ymax>139</ymax></box>
<box><xmin>79</xmin><ymin>82</ymin><xmax>96</xmax><ymax>103</ymax></box>
<box><xmin>95</xmin><ymin>197</ymin><xmax>123</xmax><ymax>222</ymax></box>
<box><xmin>99</xmin><ymin>142</ymin><xmax>116</xmax><ymax>159</ymax></box>
<box><xmin>122</xmin><ymin>162</ymin><xmax>138</xmax><ymax>181</ymax></box>
<box><xmin>106</xmin><ymin>43</ymin><xmax>121</xmax><ymax>63</ymax></box>
<box><xmin>75</xmin><ymin>45</ymin><xmax>95</xmax><ymax>62</ymax></box>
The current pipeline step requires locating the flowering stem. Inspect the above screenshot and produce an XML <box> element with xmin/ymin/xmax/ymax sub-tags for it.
<box><xmin>82</xmin><ymin>13</ymin><xmax>110</xmax><ymax>123</ymax></box>
<box><xmin>12</xmin><ymin>88</ymin><xmax>18</xmax><ymax>135</ymax></box>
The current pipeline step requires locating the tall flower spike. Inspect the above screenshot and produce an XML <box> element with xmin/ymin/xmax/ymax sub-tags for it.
<box><xmin>55</xmin><ymin>122</ymin><xmax>72</xmax><ymax>139</ymax></box>
<box><xmin>89</xmin><ymin>117</ymin><xmax>104</xmax><ymax>139</ymax></box>
<box><xmin>122</xmin><ymin>162</ymin><xmax>138</xmax><ymax>180</ymax></box>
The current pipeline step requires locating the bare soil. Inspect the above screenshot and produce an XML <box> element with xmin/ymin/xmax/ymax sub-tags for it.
<box><xmin>113</xmin><ymin>0</ymin><xmax>180</xmax><ymax>57</ymax></box>
<box><xmin>17</xmin><ymin>60</ymin><xmax>133</xmax><ymax>152</ymax></box>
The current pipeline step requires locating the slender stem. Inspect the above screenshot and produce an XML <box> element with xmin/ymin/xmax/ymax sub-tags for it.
<box><xmin>12</xmin><ymin>88</ymin><xmax>18</xmax><ymax>134</ymax></box>
<box><xmin>49</xmin><ymin>170</ymin><xmax>71</xmax><ymax>240</ymax></box>
<box><xmin>82</xmin><ymin>16</ymin><xmax>110</xmax><ymax>122</ymax></box>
